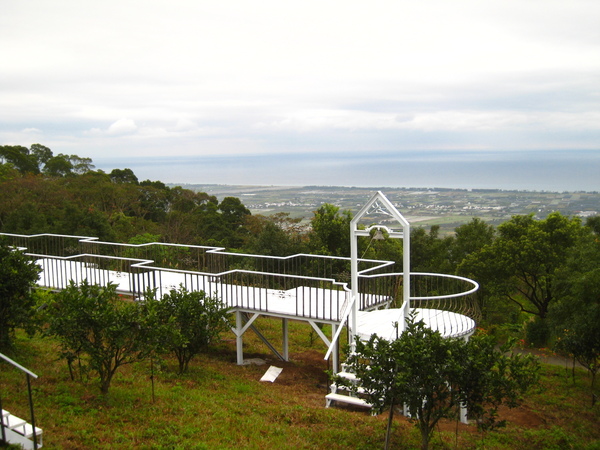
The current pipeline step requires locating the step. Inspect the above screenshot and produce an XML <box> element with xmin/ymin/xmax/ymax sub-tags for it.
<box><xmin>2</xmin><ymin>409</ymin><xmax>43</xmax><ymax>447</ymax></box>
<box><xmin>1</xmin><ymin>410</ymin><xmax>26</xmax><ymax>429</ymax></box>
<box><xmin>325</xmin><ymin>393</ymin><xmax>372</xmax><ymax>408</ymax></box>
<box><xmin>334</xmin><ymin>383</ymin><xmax>367</xmax><ymax>395</ymax></box>
<box><xmin>335</xmin><ymin>371</ymin><xmax>359</xmax><ymax>382</ymax></box>
<box><xmin>13</xmin><ymin>422</ymin><xmax>43</xmax><ymax>440</ymax></box>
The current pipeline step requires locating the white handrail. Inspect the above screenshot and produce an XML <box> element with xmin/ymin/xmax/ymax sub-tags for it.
<box><xmin>0</xmin><ymin>353</ymin><xmax>38</xmax><ymax>379</ymax></box>
<box><xmin>324</xmin><ymin>291</ymin><xmax>355</xmax><ymax>360</ymax></box>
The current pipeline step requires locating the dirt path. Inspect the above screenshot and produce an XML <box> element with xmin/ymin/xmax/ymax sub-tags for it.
<box><xmin>511</xmin><ymin>347</ymin><xmax>583</xmax><ymax>368</ymax></box>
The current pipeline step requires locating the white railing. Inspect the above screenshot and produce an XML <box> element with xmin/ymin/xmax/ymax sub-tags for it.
<box><xmin>0</xmin><ymin>353</ymin><xmax>40</xmax><ymax>450</ymax></box>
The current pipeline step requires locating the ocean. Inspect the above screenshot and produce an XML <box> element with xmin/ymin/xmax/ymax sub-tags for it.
<box><xmin>95</xmin><ymin>149</ymin><xmax>599</xmax><ymax>193</ymax></box>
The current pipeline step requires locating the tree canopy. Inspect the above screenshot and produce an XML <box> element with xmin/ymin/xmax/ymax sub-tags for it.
<box><xmin>458</xmin><ymin>212</ymin><xmax>582</xmax><ymax>320</ymax></box>
<box><xmin>342</xmin><ymin>316</ymin><xmax>540</xmax><ymax>450</ymax></box>
<box><xmin>0</xmin><ymin>238</ymin><xmax>41</xmax><ymax>349</ymax></box>
<box><xmin>45</xmin><ymin>281</ymin><xmax>161</xmax><ymax>394</ymax></box>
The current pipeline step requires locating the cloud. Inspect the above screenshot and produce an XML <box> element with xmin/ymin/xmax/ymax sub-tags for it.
<box><xmin>0</xmin><ymin>0</ymin><xmax>598</xmax><ymax>165</ymax></box>
<box><xmin>106</xmin><ymin>119</ymin><xmax>138</xmax><ymax>136</ymax></box>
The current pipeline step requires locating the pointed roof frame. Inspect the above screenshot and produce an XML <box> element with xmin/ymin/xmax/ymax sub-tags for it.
<box><xmin>346</xmin><ymin>191</ymin><xmax>411</xmax><ymax>350</ymax></box>
<box><xmin>351</xmin><ymin>191</ymin><xmax>409</xmax><ymax>238</ymax></box>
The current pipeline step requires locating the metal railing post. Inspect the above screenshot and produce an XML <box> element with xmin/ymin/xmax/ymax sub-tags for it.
<box><xmin>26</xmin><ymin>374</ymin><xmax>38</xmax><ymax>450</ymax></box>
<box><xmin>0</xmin><ymin>353</ymin><xmax>39</xmax><ymax>449</ymax></box>
<box><xmin>0</xmin><ymin>390</ymin><xmax>6</xmax><ymax>443</ymax></box>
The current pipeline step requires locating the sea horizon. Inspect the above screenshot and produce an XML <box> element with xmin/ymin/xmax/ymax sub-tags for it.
<box><xmin>95</xmin><ymin>149</ymin><xmax>600</xmax><ymax>194</ymax></box>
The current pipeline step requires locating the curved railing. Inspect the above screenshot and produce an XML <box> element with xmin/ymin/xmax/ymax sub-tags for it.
<box><xmin>357</xmin><ymin>271</ymin><xmax>480</xmax><ymax>337</ymax></box>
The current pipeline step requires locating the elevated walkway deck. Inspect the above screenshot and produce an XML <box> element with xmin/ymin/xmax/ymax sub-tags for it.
<box><xmin>2</xmin><ymin>225</ymin><xmax>479</xmax><ymax>371</ymax></box>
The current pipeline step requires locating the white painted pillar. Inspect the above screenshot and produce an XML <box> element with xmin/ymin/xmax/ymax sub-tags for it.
<box><xmin>282</xmin><ymin>318</ymin><xmax>289</xmax><ymax>361</ymax></box>
<box><xmin>331</xmin><ymin>323</ymin><xmax>339</xmax><ymax>373</ymax></box>
<box><xmin>403</xmin><ymin>222</ymin><xmax>411</xmax><ymax>329</ymax></box>
<box><xmin>350</xmin><ymin>222</ymin><xmax>358</xmax><ymax>351</ymax></box>
<box><xmin>236</xmin><ymin>310</ymin><xmax>244</xmax><ymax>365</ymax></box>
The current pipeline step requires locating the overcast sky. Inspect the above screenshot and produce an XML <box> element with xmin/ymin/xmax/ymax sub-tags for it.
<box><xmin>1</xmin><ymin>1</ymin><xmax>599</xmax><ymax>188</ymax></box>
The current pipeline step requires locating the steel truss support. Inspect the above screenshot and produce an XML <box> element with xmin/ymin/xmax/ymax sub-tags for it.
<box><xmin>232</xmin><ymin>313</ymin><xmax>291</xmax><ymax>365</ymax></box>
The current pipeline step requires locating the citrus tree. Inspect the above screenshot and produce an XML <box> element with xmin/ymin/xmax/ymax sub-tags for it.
<box><xmin>342</xmin><ymin>315</ymin><xmax>539</xmax><ymax>450</ymax></box>
<box><xmin>45</xmin><ymin>281</ymin><xmax>163</xmax><ymax>394</ymax></box>
<box><xmin>152</xmin><ymin>286</ymin><xmax>230</xmax><ymax>374</ymax></box>
<box><xmin>0</xmin><ymin>238</ymin><xmax>41</xmax><ymax>350</ymax></box>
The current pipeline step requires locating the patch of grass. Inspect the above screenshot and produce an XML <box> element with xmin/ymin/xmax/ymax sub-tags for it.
<box><xmin>1</xmin><ymin>322</ymin><xmax>599</xmax><ymax>449</ymax></box>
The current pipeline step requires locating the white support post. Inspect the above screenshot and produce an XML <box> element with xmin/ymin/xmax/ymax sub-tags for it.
<box><xmin>236</xmin><ymin>310</ymin><xmax>244</xmax><ymax>365</ymax></box>
<box><xmin>331</xmin><ymin>323</ymin><xmax>339</xmax><ymax>373</ymax></box>
<box><xmin>403</xmin><ymin>220</ymin><xmax>411</xmax><ymax>329</ymax></box>
<box><xmin>282</xmin><ymin>318</ymin><xmax>289</xmax><ymax>361</ymax></box>
<box><xmin>350</xmin><ymin>221</ymin><xmax>359</xmax><ymax>352</ymax></box>
<box><xmin>460</xmin><ymin>404</ymin><xmax>468</xmax><ymax>423</ymax></box>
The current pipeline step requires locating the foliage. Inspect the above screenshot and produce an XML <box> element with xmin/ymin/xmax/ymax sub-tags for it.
<box><xmin>450</xmin><ymin>217</ymin><xmax>495</xmax><ymax>269</ymax></box>
<box><xmin>552</xmin><ymin>229</ymin><xmax>600</xmax><ymax>405</ymax></box>
<box><xmin>44</xmin><ymin>281</ymin><xmax>160</xmax><ymax>394</ymax></box>
<box><xmin>555</xmin><ymin>317</ymin><xmax>600</xmax><ymax>406</ymax></box>
<box><xmin>458</xmin><ymin>334</ymin><xmax>540</xmax><ymax>431</ymax></box>
<box><xmin>0</xmin><ymin>144</ymin><xmax>254</xmax><ymax>246</ymax></box>
<box><xmin>150</xmin><ymin>286</ymin><xmax>230</xmax><ymax>374</ymax></box>
<box><xmin>0</xmin><ymin>145</ymin><xmax>39</xmax><ymax>174</ymax></box>
<box><xmin>459</xmin><ymin>212</ymin><xmax>582</xmax><ymax>321</ymax></box>
<box><xmin>586</xmin><ymin>215</ymin><xmax>600</xmax><ymax>235</ymax></box>
<box><xmin>0</xmin><ymin>239</ymin><xmax>41</xmax><ymax>350</ymax></box>
<box><xmin>1</xmin><ymin>319</ymin><xmax>598</xmax><ymax>449</ymax></box>
<box><xmin>342</xmin><ymin>315</ymin><xmax>539</xmax><ymax>450</ymax></box>
<box><xmin>410</xmin><ymin>225</ymin><xmax>454</xmax><ymax>273</ymax></box>
<box><xmin>245</xmin><ymin>213</ymin><xmax>305</xmax><ymax>257</ymax></box>
<box><xmin>0</xmin><ymin>144</ymin><xmax>94</xmax><ymax>176</ymax></box>
<box><xmin>309</xmin><ymin>203</ymin><xmax>352</xmax><ymax>257</ymax></box>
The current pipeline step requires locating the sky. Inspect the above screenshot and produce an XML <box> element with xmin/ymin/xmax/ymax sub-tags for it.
<box><xmin>1</xmin><ymin>1</ymin><xmax>599</xmax><ymax>191</ymax></box>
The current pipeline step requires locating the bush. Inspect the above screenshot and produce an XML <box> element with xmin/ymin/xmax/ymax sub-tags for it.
<box><xmin>526</xmin><ymin>317</ymin><xmax>551</xmax><ymax>348</ymax></box>
<box><xmin>0</xmin><ymin>239</ymin><xmax>41</xmax><ymax>350</ymax></box>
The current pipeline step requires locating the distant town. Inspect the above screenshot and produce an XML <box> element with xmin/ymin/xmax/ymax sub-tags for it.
<box><xmin>174</xmin><ymin>184</ymin><xmax>600</xmax><ymax>234</ymax></box>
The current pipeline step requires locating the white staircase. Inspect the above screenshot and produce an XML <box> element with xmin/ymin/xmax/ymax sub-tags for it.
<box><xmin>2</xmin><ymin>409</ymin><xmax>43</xmax><ymax>449</ymax></box>
<box><xmin>325</xmin><ymin>365</ymin><xmax>373</xmax><ymax>411</ymax></box>
<box><xmin>0</xmin><ymin>352</ymin><xmax>43</xmax><ymax>449</ymax></box>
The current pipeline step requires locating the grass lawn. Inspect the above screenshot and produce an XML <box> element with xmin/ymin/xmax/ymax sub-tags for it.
<box><xmin>1</xmin><ymin>318</ymin><xmax>599</xmax><ymax>449</ymax></box>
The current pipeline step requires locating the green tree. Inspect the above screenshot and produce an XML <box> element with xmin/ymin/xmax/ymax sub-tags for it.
<box><xmin>152</xmin><ymin>286</ymin><xmax>230</xmax><ymax>374</ymax></box>
<box><xmin>450</xmin><ymin>217</ymin><xmax>495</xmax><ymax>269</ymax></box>
<box><xmin>309</xmin><ymin>203</ymin><xmax>352</xmax><ymax>257</ymax></box>
<box><xmin>459</xmin><ymin>212</ymin><xmax>582</xmax><ymax>321</ymax></box>
<box><xmin>0</xmin><ymin>239</ymin><xmax>41</xmax><ymax>349</ymax></box>
<box><xmin>43</xmin><ymin>153</ymin><xmax>74</xmax><ymax>177</ymax></box>
<box><xmin>110</xmin><ymin>168</ymin><xmax>139</xmax><ymax>184</ymax></box>
<box><xmin>69</xmin><ymin>155</ymin><xmax>95</xmax><ymax>174</ymax></box>
<box><xmin>342</xmin><ymin>316</ymin><xmax>539</xmax><ymax>450</ymax></box>
<box><xmin>552</xmin><ymin>229</ymin><xmax>600</xmax><ymax>405</ymax></box>
<box><xmin>458</xmin><ymin>334</ymin><xmax>540</xmax><ymax>431</ymax></box>
<box><xmin>218</xmin><ymin>196</ymin><xmax>251</xmax><ymax>248</ymax></box>
<box><xmin>29</xmin><ymin>143</ymin><xmax>53</xmax><ymax>169</ymax></box>
<box><xmin>410</xmin><ymin>225</ymin><xmax>454</xmax><ymax>273</ymax></box>
<box><xmin>587</xmin><ymin>215</ymin><xmax>600</xmax><ymax>235</ymax></box>
<box><xmin>246</xmin><ymin>213</ymin><xmax>305</xmax><ymax>257</ymax></box>
<box><xmin>0</xmin><ymin>145</ymin><xmax>39</xmax><ymax>174</ymax></box>
<box><xmin>46</xmin><ymin>281</ymin><xmax>159</xmax><ymax>394</ymax></box>
<box><xmin>555</xmin><ymin>312</ymin><xmax>600</xmax><ymax>406</ymax></box>
<box><xmin>0</xmin><ymin>162</ymin><xmax>19</xmax><ymax>182</ymax></box>
<box><xmin>43</xmin><ymin>152</ymin><xmax>94</xmax><ymax>177</ymax></box>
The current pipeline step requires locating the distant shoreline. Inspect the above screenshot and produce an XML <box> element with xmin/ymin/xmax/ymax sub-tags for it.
<box><xmin>95</xmin><ymin>149</ymin><xmax>600</xmax><ymax>193</ymax></box>
<box><xmin>168</xmin><ymin>183</ymin><xmax>599</xmax><ymax>196</ymax></box>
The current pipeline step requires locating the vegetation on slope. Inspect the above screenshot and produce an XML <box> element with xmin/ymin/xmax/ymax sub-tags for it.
<box><xmin>1</xmin><ymin>144</ymin><xmax>599</xmax><ymax>447</ymax></box>
<box><xmin>1</xmin><ymin>325</ymin><xmax>598</xmax><ymax>449</ymax></box>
